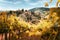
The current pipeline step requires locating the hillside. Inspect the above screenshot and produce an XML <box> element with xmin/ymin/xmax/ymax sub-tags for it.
<box><xmin>29</xmin><ymin>7</ymin><xmax>49</xmax><ymax>13</ymax></box>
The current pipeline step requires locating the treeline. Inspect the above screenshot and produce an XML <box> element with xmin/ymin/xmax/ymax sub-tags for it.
<box><xmin>2</xmin><ymin>9</ymin><xmax>41</xmax><ymax>24</ymax></box>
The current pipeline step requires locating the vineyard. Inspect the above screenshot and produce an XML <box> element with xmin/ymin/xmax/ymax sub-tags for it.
<box><xmin>0</xmin><ymin>8</ymin><xmax>60</xmax><ymax>40</ymax></box>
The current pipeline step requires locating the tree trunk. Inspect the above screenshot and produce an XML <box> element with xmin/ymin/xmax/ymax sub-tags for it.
<box><xmin>5</xmin><ymin>33</ymin><xmax>7</xmax><ymax>40</ymax></box>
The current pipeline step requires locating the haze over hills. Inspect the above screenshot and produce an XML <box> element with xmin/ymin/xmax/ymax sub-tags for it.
<box><xmin>29</xmin><ymin>7</ymin><xmax>50</xmax><ymax>18</ymax></box>
<box><xmin>29</xmin><ymin>7</ymin><xmax>49</xmax><ymax>16</ymax></box>
<box><xmin>29</xmin><ymin>7</ymin><xmax>49</xmax><ymax>12</ymax></box>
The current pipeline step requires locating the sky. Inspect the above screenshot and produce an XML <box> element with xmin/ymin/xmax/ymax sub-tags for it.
<box><xmin>0</xmin><ymin>0</ymin><xmax>58</xmax><ymax>10</ymax></box>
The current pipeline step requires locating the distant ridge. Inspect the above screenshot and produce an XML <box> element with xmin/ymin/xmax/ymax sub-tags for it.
<box><xmin>29</xmin><ymin>7</ymin><xmax>49</xmax><ymax>12</ymax></box>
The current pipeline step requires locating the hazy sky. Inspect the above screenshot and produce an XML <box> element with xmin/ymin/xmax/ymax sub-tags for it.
<box><xmin>0</xmin><ymin>0</ymin><xmax>57</xmax><ymax>10</ymax></box>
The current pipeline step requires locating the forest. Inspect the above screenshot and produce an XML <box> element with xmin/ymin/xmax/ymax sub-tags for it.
<box><xmin>0</xmin><ymin>7</ymin><xmax>60</xmax><ymax>40</ymax></box>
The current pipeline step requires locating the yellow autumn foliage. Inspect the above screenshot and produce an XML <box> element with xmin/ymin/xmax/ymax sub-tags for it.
<box><xmin>45</xmin><ymin>2</ymin><xmax>49</xmax><ymax>7</ymax></box>
<box><xmin>58</xmin><ymin>0</ymin><xmax>60</xmax><ymax>2</ymax></box>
